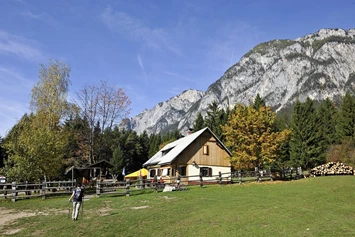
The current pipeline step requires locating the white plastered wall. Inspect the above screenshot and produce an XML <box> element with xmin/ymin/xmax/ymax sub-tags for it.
<box><xmin>187</xmin><ymin>164</ymin><xmax>231</xmax><ymax>181</ymax></box>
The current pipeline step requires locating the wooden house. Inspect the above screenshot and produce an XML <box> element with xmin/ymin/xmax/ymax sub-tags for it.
<box><xmin>143</xmin><ymin>127</ymin><xmax>232</xmax><ymax>184</ymax></box>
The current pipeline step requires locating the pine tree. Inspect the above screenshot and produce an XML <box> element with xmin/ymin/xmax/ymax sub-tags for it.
<box><xmin>205</xmin><ymin>101</ymin><xmax>225</xmax><ymax>139</ymax></box>
<box><xmin>193</xmin><ymin>112</ymin><xmax>205</xmax><ymax>132</ymax></box>
<box><xmin>111</xmin><ymin>146</ymin><xmax>124</xmax><ymax>179</ymax></box>
<box><xmin>253</xmin><ymin>93</ymin><xmax>266</xmax><ymax>111</ymax></box>
<box><xmin>139</xmin><ymin>131</ymin><xmax>150</xmax><ymax>165</ymax></box>
<box><xmin>290</xmin><ymin>98</ymin><xmax>325</xmax><ymax>169</ymax></box>
<box><xmin>0</xmin><ymin>136</ymin><xmax>6</xmax><ymax>168</ymax></box>
<box><xmin>318</xmin><ymin>98</ymin><xmax>337</xmax><ymax>146</ymax></box>
<box><xmin>336</xmin><ymin>93</ymin><xmax>355</xmax><ymax>140</ymax></box>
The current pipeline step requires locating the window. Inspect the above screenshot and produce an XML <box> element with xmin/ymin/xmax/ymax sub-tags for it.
<box><xmin>200</xmin><ymin>167</ymin><xmax>212</xmax><ymax>177</ymax></box>
<box><xmin>203</xmin><ymin>145</ymin><xmax>209</xmax><ymax>155</ymax></box>
<box><xmin>162</xmin><ymin>147</ymin><xmax>173</xmax><ymax>156</ymax></box>
<box><xmin>150</xmin><ymin>169</ymin><xmax>156</xmax><ymax>177</ymax></box>
<box><xmin>162</xmin><ymin>168</ymin><xmax>170</xmax><ymax>176</ymax></box>
<box><xmin>179</xmin><ymin>166</ymin><xmax>187</xmax><ymax>176</ymax></box>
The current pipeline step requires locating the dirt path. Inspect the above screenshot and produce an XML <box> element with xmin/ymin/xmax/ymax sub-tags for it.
<box><xmin>0</xmin><ymin>207</ymin><xmax>68</xmax><ymax>235</ymax></box>
<box><xmin>0</xmin><ymin>207</ymin><xmax>37</xmax><ymax>235</ymax></box>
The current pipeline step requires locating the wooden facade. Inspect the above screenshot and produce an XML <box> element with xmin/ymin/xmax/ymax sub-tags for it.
<box><xmin>145</xmin><ymin>128</ymin><xmax>231</xmax><ymax>184</ymax></box>
<box><xmin>171</xmin><ymin>130</ymin><xmax>230</xmax><ymax>173</ymax></box>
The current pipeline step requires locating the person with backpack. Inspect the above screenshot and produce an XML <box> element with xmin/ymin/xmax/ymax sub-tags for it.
<box><xmin>69</xmin><ymin>183</ymin><xmax>84</xmax><ymax>221</ymax></box>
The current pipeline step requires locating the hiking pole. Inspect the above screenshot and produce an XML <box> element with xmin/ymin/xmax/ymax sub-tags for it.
<box><xmin>68</xmin><ymin>201</ymin><xmax>71</xmax><ymax>220</ymax></box>
<box><xmin>81</xmin><ymin>200</ymin><xmax>84</xmax><ymax>219</ymax></box>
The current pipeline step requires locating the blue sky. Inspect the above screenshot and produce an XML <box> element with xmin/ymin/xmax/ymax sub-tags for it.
<box><xmin>0</xmin><ymin>0</ymin><xmax>354</xmax><ymax>136</ymax></box>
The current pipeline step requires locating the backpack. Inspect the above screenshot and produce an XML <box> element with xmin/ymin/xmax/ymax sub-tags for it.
<box><xmin>74</xmin><ymin>187</ymin><xmax>83</xmax><ymax>202</ymax></box>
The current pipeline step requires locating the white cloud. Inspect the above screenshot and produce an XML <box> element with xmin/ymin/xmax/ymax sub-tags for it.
<box><xmin>206</xmin><ymin>21</ymin><xmax>263</xmax><ymax>71</ymax></box>
<box><xmin>163</xmin><ymin>71</ymin><xmax>179</xmax><ymax>77</ymax></box>
<box><xmin>137</xmin><ymin>54</ymin><xmax>148</xmax><ymax>86</ymax></box>
<box><xmin>0</xmin><ymin>66</ymin><xmax>33</xmax><ymax>87</ymax></box>
<box><xmin>23</xmin><ymin>10</ymin><xmax>41</xmax><ymax>19</ymax></box>
<box><xmin>22</xmin><ymin>10</ymin><xmax>60</xmax><ymax>29</ymax></box>
<box><xmin>101</xmin><ymin>6</ymin><xmax>181</xmax><ymax>55</ymax></box>
<box><xmin>0</xmin><ymin>30</ymin><xmax>45</xmax><ymax>61</ymax></box>
<box><xmin>162</xmin><ymin>71</ymin><xmax>192</xmax><ymax>82</ymax></box>
<box><xmin>0</xmin><ymin>66</ymin><xmax>33</xmax><ymax>136</ymax></box>
<box><xmin>0</xmin><ymin>97</ymin><xmax>29</xmax><ymax>137</ymax></box>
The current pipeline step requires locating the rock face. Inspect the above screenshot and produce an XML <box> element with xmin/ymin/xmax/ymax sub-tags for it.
<box><xmin>125</xmin><ymin>28</ymin><xmax>355</xmax><ymax>134</ymax></box>
<box><xmin>122</xmin><ymin>89</ymin><xmax>204</xmax><ymax>134</ymax></box>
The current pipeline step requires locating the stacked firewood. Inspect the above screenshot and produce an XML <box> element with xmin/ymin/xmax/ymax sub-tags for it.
<box><xmin>310</xmin><ymin>162</ymin><xmax>354</xmax><ymax>176</ymax></box>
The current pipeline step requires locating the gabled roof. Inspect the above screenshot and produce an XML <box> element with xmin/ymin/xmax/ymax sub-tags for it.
<box><xmin>85</xmin><ymin>160</ymin><xmax>114</xmax><ymax>169</ymax></box>
<box><xmin>143</xmin><ymin>127</ymin><xmax>232</xmax><ymax>167</ymax></box>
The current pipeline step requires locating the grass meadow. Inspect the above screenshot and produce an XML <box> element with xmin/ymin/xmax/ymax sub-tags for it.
<box><xmin>1</xmin><ymin>176</ymin><xmax>355</xmax><ymax>236</ymax></box>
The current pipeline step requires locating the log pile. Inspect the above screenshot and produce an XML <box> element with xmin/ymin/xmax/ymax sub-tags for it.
<box><xmin>310</xmin><ymin>162</ymin><xmax>354</xmax><ymax>176</ymax></box>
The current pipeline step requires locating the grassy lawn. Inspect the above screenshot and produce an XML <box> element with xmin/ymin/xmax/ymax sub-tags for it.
<box><xmin>1</xmin><ymin>176</ymin><xmax>355</xmax><ymax>236</ymax></box>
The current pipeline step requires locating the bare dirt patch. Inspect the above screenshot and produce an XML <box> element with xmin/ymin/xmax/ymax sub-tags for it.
<box><xmin>161</xmin><ymin>196</ymin><xmax>176</xmax><ymax>200</ymax></box>
<box><xmin>130</xmin><ymin>206</ymin><xmax>149</xmax><ymax>210</ymax></box>
<box><xmin>0</xmin><ymin>207</ymin><xmax>37</xmax><ymax>228</ymax></box>
<box><xmin>0</xmin><ymin>207</ymin><xmax>71</xmax><ymax>235</ymax></box>
<box><xmin>98</xmin><ymin>207</ymin><xmax>114</xmax><ymax>216</ymax></box>
<box><xmin>0</xmin><ymin>207</ymin><xmax>36</xmax><ymax>235</ymax></box>
<box><xmin>3</xmin><ymin>228</ymin><xmax>22</xmax><ymax>235</ymax></box>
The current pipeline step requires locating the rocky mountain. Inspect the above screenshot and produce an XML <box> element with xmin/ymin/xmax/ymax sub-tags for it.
<box><xmin>122</xmin><ymin>89</ymin><xmax>204</xmax><ymax>134</ymax></box>
<box><xmin>125</xmin><ymin>28</ymin><xmax>355</xmax><ymax>134</ymax></box>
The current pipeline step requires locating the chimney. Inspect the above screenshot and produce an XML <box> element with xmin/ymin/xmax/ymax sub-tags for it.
<box><xmin>186</xmin><ymin>128</ymin><xmax>193</xmax><ymax>136</ymax></box>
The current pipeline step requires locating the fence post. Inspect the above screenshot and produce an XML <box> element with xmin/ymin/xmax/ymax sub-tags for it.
<box><xmin>218</xmin><ymin>171</ymin><xmax>222</xmax><ymax>186</ymax></box>
<box><xmin>25</xmin><ymin>181</ymin><xmax>31</xmax><ymax>196</ymax></box>
<box><xmin>140</xmin><ymin>177</ymin><xmax>144</xmax><ymax>190</ymax></box>
<box><xmin>199</xmin><ymin>173</ymin><xmax>203</xmax><ymax>188</ymax></box>
<box><xmin>154</xmin><ymin>175</ymin><xmax>158</xmax><ymax>193</ymax></box>
<box><xmin>42</xmin><ymin>181</ymin><xmax>46</xmax><ymax>200</ymax></box>
<box><xmin>125</xmin><ymin>179</ymin><xmax>130</xmax><ymax>196</ymax></box>
<box><xmin>2</xmin><ymin>185</ymin><xmax>7</xmax><ymax>199</ymax></box>
<box><xmin>96</xmin><ymin>179</ymin><xmax>101</xmax><ymax>197</ymax></box>
<box><xmin>238</xmin><ymin>170</ymin><xmax>242</xmax><ymax>185</ymax></box>
<box><xmin>255</xmin><ymin>167</ymin><xmax>260</xmax><ymax>182</ymax></box>
<box><xmin>11</xmin><ymin>182</ymin><xmax>16</xmax><ymax>202</ymax></box>
<box><xmin>3</xmin><ymin>185</ymin><xmax>7</xmax><ymax>199</ymax></box>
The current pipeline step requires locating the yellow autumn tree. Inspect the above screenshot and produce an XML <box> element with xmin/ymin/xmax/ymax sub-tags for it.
<box><xmin>222</xmin><ymin>104</ymin><xmax>289</xmax><ymax>170</ymax></box>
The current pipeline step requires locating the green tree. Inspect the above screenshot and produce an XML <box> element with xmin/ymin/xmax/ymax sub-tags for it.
<box><xmin>253</xmin><ymin>93</ymin><xmax>266</xmax><ymax>111</ymax></box>
<box><xmin>63</xmin><ymin>114</ymin><xmax>90</xmax><ymax>167</ymax></box>
<box><xmin>31</xmin><ymin>60</ymin><xmax>71</xmax><ymax>127</ymax></box>
<box><xmin>4</xmin><ymin>60</ymin><xmax>72</xmax><ymax>181</ymax></box>
<box><xmin>205</xmin><ymin>101</ymin><xmax>228</xmax><ymax>139</ymax></box>
<box><xmin>272</xmin><ymin>130</ymin><xmax>292</xmax><ymax>171</ymax></box>
<box><xmin>290</xmin><ymin>98</ymin><xmax>325</xmax><ymax>169</ymax></box>
<box><xmin>193</xmin><ymin>112</ymin><xmax>205</xmax><ymax>131</ymax></box>
<box><xmin>139</xmin><ymin>131</ymin><xmax>150</xmax><ymax>164</ymax></box>
<box><xmin>318</xmin><ymin>98</ymin><xmax>337</xmax><ymax>147</ymax></box>
<box><xmin>0</xmin><ymin>136</ymin><xmax>6</xmax><ymax>169</ymax></box>
<box><xmin>3</xmin><ymin>114</ymin><xmax>43</xmax><ymax>181</ymax></box>
<box><xmin>222</xmin><ymin>104</ymin><xmax>288</xmax><ymax>170</ymax></box>
<box><xmin>336</xmin><ymin>93</ymin><xmax>355</xmax><ymax>140</ymax></box>
<box><xmin>111</xmin><ymin>146</ymin><xmax>124</xmax><ymax>179</ymax></box>
<box><xmin>148</xmin><ymin>134</ymin><xmax>161</xmax><ymax>158</ymax></box>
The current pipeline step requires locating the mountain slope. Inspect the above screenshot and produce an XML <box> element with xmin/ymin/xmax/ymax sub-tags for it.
<box><xmin>127</xmin><ymin>28</ymin><xmax>355</xmax><ymax>134</ymax></box>
<box><xmin>122</xmin><ymin>89</ymin><xmax>204</xmax><ymax>134</ymax></box>
<box><xmin>178</xmin><ymin>28</ymin><xmax>355</xmax><ymax>131</ymax></box>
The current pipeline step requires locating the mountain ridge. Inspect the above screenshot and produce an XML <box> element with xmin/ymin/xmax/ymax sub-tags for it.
<box><xmin>123</xmin><ymin>28</ymin><xmax>355</xmax><ymax>134</ymax></box>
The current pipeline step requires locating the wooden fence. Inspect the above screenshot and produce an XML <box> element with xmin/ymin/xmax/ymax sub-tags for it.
<box><xmin>0</xmin><ymin>181</ymin><xmax>75</xmax><ymax>202</ymax></box>
<box><xmin>96</xmin><ymin>170</ymin><xmax>275</xmax><ymax>197</ymax></box>
<box><xmin>1</xmin><ymin>169</ymin><xmax>301</xmax><ymax>201</ymax></box>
